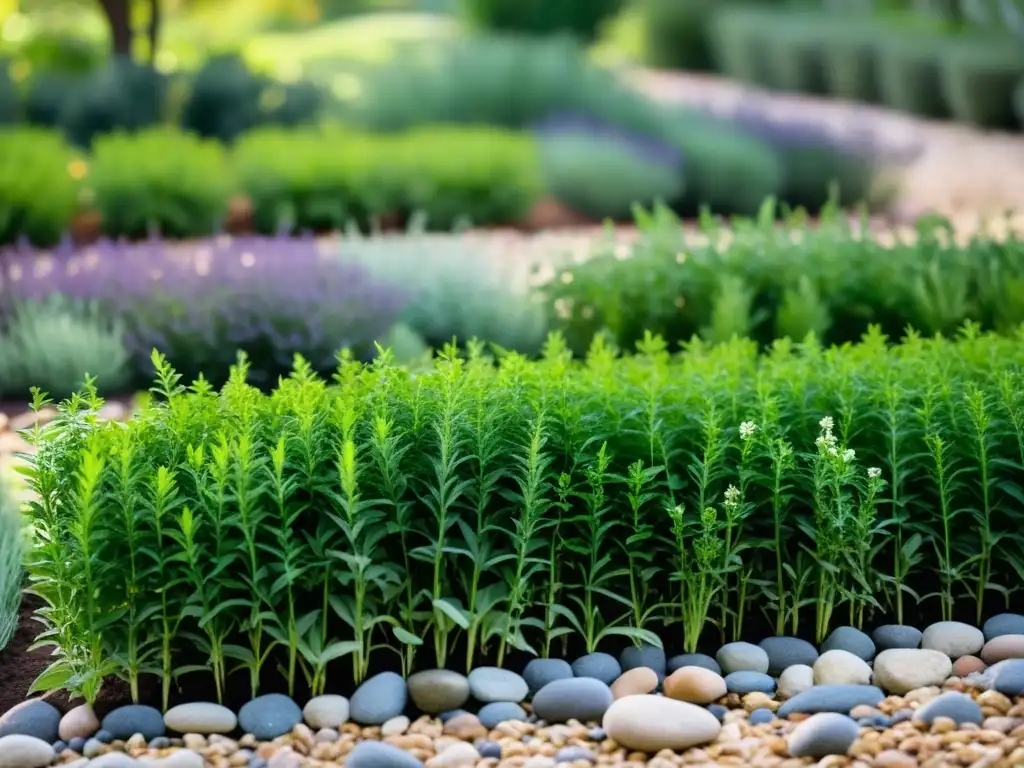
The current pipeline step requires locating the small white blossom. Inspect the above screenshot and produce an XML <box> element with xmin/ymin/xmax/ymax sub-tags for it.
<box><xmin>819</xmin><ymin>416</ymin><xmax>834</xmax><ymax>432</ymax></box>
<box><xmin>828</xmin><ymin>446</ymin><xmax>838</xmax><ymax>457</ymax></box>
<box><xmin>868</xmin><ymin>466</ymin><xmax>881</xmax><ymax>479</ymax></box>
<box><xmin>842</xmin><ymin>449</ymin><xmax>855</xmax><ymax>463</ymax></box>
<box><xmin>724</xmin><ymin>485</ymin><xmax>741</xmax><ymax>508</ymax></box>
<box><xmin>739</xmin><ymin>421</ymin><xmax>758</xmax><ymax>440</ymax></box>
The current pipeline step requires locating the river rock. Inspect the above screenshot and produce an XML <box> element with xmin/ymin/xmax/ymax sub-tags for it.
<box><xmin>921</xmin><ymin>621</ymin><xmax>985</xmax><ymax>658</ymax></box>
<box><xmin>0</xmin><ymin>700</ymin><xmax>61</xmax><ymax>742</ymax></box>
<box><xmin>571</xmin><ymin>653</ymin><xmax>621</xmax><ymax>685</ymax></box>
<box><xmin>467</xmin><ymin>668</ymin><xmax>528</xmax><ymax>703</ymax></box>
<box><xmin>724</xmin><ymin>671</ymin><xmax>775</xmax><ymax>695</ymax></box>
<box><xmin>777</xmin><ymin>685</ymin><xmax>885</xmax><ymax>717</ymax></box>
<box><xmin>408</xmin><ymin>670</ymin><xmax>470</xmax><ymax>714</ymax></box>
<box><xmin>477</xmin><ymin>703</ymin><xmax>526</xmax><ymax>729</ymax></box>
<box><xmin>164</xmin><ymin>703</ymin><xmax>237</xmax><ymax>734</ymax></box>
<box><xmin>532</xmin><ymin>678</ymin><xmax>614</xmax><ymax>723</ymax></box>
<box><xmin>993</xmin><ymin>659</ymin><xmax>1024</xmax><ymax>696</ymax></box>
<box><xmin>522</xmin><ymin>660</ymin><xmax>573</xmax><ymax>695</ymax></box>
<box><xmin>716</xmin><ymin>642</ymin><xmax>769</xmax><ymax>675</ymax></box>
<box><xmin>952</xmin><ymin>655</ymin><xmax>986</xmax><ymax>677</ymax></box>
<box><xmin>813</xmin><ymin>650</ymin><xmax>873</xmax><ymax>686</ymax></box>
<box><xmin>555</xmin><ymin>747</ymin><xmax>596</xmax><ymax>763</ymax></box>
<box><xmin>874</xmin><ymin>648</ymin><xmax>953</xmax><ymax>694</ymax></box>
<box><xmin>0</xmin><ymin>735</ymin><xmax>55</xmax><ymax>768</ymax></box>
<box><xmin>88</xmin><ymin>755</ymin><xmax>139</xmax><ymax>768</ymax></box>
<box><xmin>984</xmin><ymin>613</ymin><xmax>1024</xmax><ymax>641</ymax></box>
<box><xmin>602</xmin><ymin>695</ymin><xmax>721</xmax><ymax>752</ymax></box>
<box><xmin>663</xmin><ymin>667</ymin><xmax>726</xmax><ymax>704</ymax></box>
<box><xmin>619</xmin><ymin>643</ymin><xmax>666</xmax><ymax>678</ymax></box>
<box><xmin>346</xmin><ymin>740</ymin><xmax>424</xmax><ymax>768</ymax></box>
<box><xmin>610</xmin><ymin>667</ymin><xmax>659</xmax><ymax>699</ymax></box>
<box><xmin>759</xmin><ymin>637</ymin><xmax>818</xmax><ymax>675</ymax></box>
<box><xmin>381</xmin><ymin>716</ymin><xmax>410</xmax><ymax>737</ymax></box>
<box><xmin>667</xmin><ymin>654</ymin><xmax>720</xmax><ymax>675</ymax></box>
<box><xmin>748</xmin><ymin>708</ymin><xmax>774</xmax><ymax>725</ymax></box>
<box><xmin>777</xmin><ymin>664</ymin><xmax>814</xmax><ymax>700</ymax></box>
<box><xmin>238</xmin><ymin>694</ymin><xmax>303</xmax><ymax>739</ymax></box>
<box><xmin>821</xmin><ymin>626</ymin><xmax>876</xmax><ymax>661</ymax></box>
<box><xmin>981</xmin><ymin>635</ymin><xmax>1024</xmax><ymax>664</ymax></box>
<box><xmin>351</xmin><ymin>672</ymin><xmax>408</xmax><ymax>724</ymax></box>
<box><xmin>787</xmin><ymin>713</ymin><xmax>859</xmax><ymax>758</ymax></box>
<box><xmin>873</xmin><ymin>625</ymin><xmax>922</xmax><ymax>651</ymax></box>
<box><xmin>302</xmin><ymin>695</ymin><xmax>349</xmax><ymax>729</ymax></box>
<box><xmin>102</xmin><ymin>705</ymin><xmax>165</xmax><ymax>741</ymax></box>
<box><xmin>139</xmin><ymin>750</ymin><xmax>204</xmax><ymax>768</ymax></box>
<box><xmin>59</xmin><ymin>704</ymin><xmax>99</xmax><ymax>742</ymax></box>
<box><xmin>912</xmin><ymin>691</ymin><xmax>983</xmax><ymax>726</ymax></box>
<box><xmin>428</xmin><ymin>742</ymin><xmax>480</xmax><ymax>768</ymax></box>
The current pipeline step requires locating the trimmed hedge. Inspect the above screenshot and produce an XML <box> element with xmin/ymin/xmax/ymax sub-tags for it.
<box><xmin>21</xmin><ymin>326</ymin><xmax>1024</xmax><ymax>706</ymax></box>
<box><xmin>705</xmin><ymin>6</ymin><xmax>1024</xmax><ymax>131</ymax></box>
<box><xmin>459</xmin><ymin>0</ymin><xmax>623</xmax><ymax>42</ymax></box>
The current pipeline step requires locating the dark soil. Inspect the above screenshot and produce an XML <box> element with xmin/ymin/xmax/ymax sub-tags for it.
<box><xmin>0</xmin><ymin>597</ymin><xmax>71</xmax><ymax>716</ymax></box>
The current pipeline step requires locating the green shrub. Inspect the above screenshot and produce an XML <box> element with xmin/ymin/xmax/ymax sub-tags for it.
<box><xmin>343</xmin><ymin>34</ymin><xmax>670</xmax><ymax>137</ymax></box>
<box><xmin>0</xmin><ymin>128</ymin><xmax>80</xmax><ymax>246</ymax></box>
<box><xmin>541</xmin><ymin>202</ymin><xmax>1024</xmax><ymax>355</ymax></box>
<box><xmin>88</xmin><ymin>128</ymin><xmax>234</xmax><ymax>239</ymax></box>
<box><xmin>0</xmin><ymin>481</ymin><xmax>22</xmax><ymax>652</ymax></box>
<box><xmin>662</xmin><ymin>109</ymin><xmax>784</xmax><ymax>217</ymax></box>
<box><xmin>21</xmin><ymin>326</ymin><xmax>1024</xmax><ymax>705</ymax></box>
<box><xmin>876</xmin><ymin>35</ymin><xmax>950</xmax><ymax>118</ymax></box>
<box><xmin>24</xmin><ymin>73</ymin><xmax>82</xmax><ymax>128</ymax></box>
<box><xmin>458</xmin><ymin>0</ymin><xmax>622</xmax><ymax>41</ymax></box>
<box><xmin>235</xmin><ymin>126</ymin><xmax>541</xmax><ymax>233</ymax></box>
<box><xmin>337</xmin><ymin>217</ymin><xmax>549</xmax><ymax>353</ymax></box>
<box><xmin>387</xmin><ymin>127</ymin><xmax>543</xmax><ymax>229</ymax></box>
<box><xmin>640</xmin><ymin>0</ymin><xmax>718</xmax><ymax>72</ymax></box>
<box><xmin>758</xmin><ymin>18</ymin><xmax>829</xmax><ymax>95</ymax></box>
<box><xmin>939</xmin><ymin>36</ymin><xmax>1024</xmax><ymax>129</ymax></box>
<box><xmin>1015</xmin><ymin>77</ymin><xmax>1024</xmax><ymax>128</ymax></box>
<box><xmin>0</xmin><ymin>294</ymin><xmax>132</xmax><ymax>401</ymax></box>
<box><xmin>180</xmin><ymin>54</ymin><xmax>324</xmax><ymax>144</ymax></box>
<box><xmin>819</xmin><ymin>22</ymin><xmax>883</xmax><ymax>104</ymax></box>
<box><xmin>59</xmin><ymin>57</ymin><xmax>168</xmax><ymax>148</ymax></box>
<box><xmin>708</xmin><ymin>6</ymin><xmax>774</xmax><ymax>88</ymax></box>
<box><xmin>536</xmin><ymin>131</ymin><xmax>684</xmax><ymax>221</ymax></box>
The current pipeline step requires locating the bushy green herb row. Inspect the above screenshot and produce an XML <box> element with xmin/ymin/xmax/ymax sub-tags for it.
<box><xmin>1</xmin><ymin>124</ymin><xmax>541</xmax><ymax>246</ymax></box>
<box><xmin>0</xmin><ymin>479</ymin><xmax>23</xmax><ymax>653</ymax></box>
<box><xmin>22</xmin><ymin>327</ymin><xmax>1024</xmax><ymax>706</ymax></box>
<box><xmin>542</xmin><ymin>202</ymin><xmax>1024</xmax><ymax>355</ymax></box>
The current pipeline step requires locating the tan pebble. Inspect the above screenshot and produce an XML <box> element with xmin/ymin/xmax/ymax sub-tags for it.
<box><xmin>292</xmin><ymin>723</ymin><xmax>314</xmax><ymax>747</ymax></box>
<box><xmin>444</xmin><ymin>714</ymin><xmax>488</xmax><ymax>742</ymax></box>
<box><xmin>976</xmin><ymin>691</ymin><xmax>1012</xmax><ymax>714</ymax></box>
<box><xmin>626</xmin><ymin>752</ymin><xmax>647</xmax><ymax>762</ymax></box>
<box><xmin>502</xmin><ymin>742</ymin><xmax>528</xmax><ymax>758</ymax></box>
<box><xmin>361</xmin><ymin>726</ymin><xmax>382</xmax><ymax>739</ymax></box>
<box><xmin>314</xmin><ymin>727</ymin><xmax>339</xmax><ymax>743</ymax></box>
<box><xmin>815</xmin><ymin>756</ymin><xmax>849</xmax><ymax>768</ymax></box>
<box><xmin>229</xmin><ymin>754</ymin><xmax>249</xmax><ymax>767</ymax></box>
<box><xmin>239</xmin><ymin>735</ymin><xmax>257</xmax><ymax>749</ymax></box>
<box><xmin>389</xmin><ymin>734</ymin><xmax>434</xmax><ymax>752</ymax></box>
<box><xmin>940</xmin><ymin>730</ymin><xmax>970</xmax><ymax>745</ymax></box>
<box><xmin>523</xmin><ymin>757</ymin><xmax>556</xmax><ymax>768</ymax></box>
<box><xmin>611</xmin><ymin>667</ymin><xmax>659</xmax><ymax>699</ymax></box>
<box><xmin>427</xmin><ymin>741</ymin><xmax>482</xmax><ymax>768</ymax></box>
<box><xmin>646</xmin><ymin>759</ymin><xmax>675</xmax><ymax>768</ymax></box>
<box><xmin>435</xmin><ymin>737</ymin><xmax>467</xmax><ymax>753</ymax></box>
<box><xmin>500</xmin><ymin>759</ymin><xmax>527</xmax><ymax>768</ymax></box>
<box><xmin>1010</xmin><ymin>722</ymin><xmax>1024</xmax><ymax>738</ymax></box>
<box><xmin>950</xmin><ymin>654</ymin><xmax>986</xmax><ymax>677</ymax></box>
<box><xmin>905</xmin><ymin>687</ymin><xmax>942</xmax><ymax>705</ymax></box>
<box><xmin>342</xmin><ymin>723</ymin><xmax>362</xmax><ymax>737</ymax></box>
<box><xmin>267</xmin><ymin>747</ymin><xmax>302</xmax><ymax>768</ymax></box>
<box><xmin>535</xmin><ymin>744</ymin><xmax>557</xmax><ymax>758</ymax></box>
<box><xmin>662</xmin><ymin>666</ymin><xmax>727</xmax><ymax>704</ymax></box>
<box><xmin>872</xmin><ymin>751</ymin><xmax>917</xmax><ymax>768</ymax></box>
<box><xmin>851</xmin><ymin>705</ymin><xmax>882</xmax><ymax>719</ymax></box>
<box><xmin>382</xmin><ymin>716</ymin><xmax>411</xmax><ymax>737</ymax></box>
<box><xmin>742</xmin><ymin>692</ymin><xmax>778</xmax><ymax>712</ymax></box>
<box><xmin>311</xmin><ymin>742</ymin><xmax>338</xmax><ymax>760</ymax></box>
<box><xmin>477</xmin><ymin>761</ymin><xmax>499</xmax><ymax>768</ymax></box>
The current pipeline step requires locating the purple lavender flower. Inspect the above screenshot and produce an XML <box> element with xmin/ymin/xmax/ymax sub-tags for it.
<box><xmin>1</xmin><ymin>234</ymin><xmax>410</xmax><ymax>387</ymax></box>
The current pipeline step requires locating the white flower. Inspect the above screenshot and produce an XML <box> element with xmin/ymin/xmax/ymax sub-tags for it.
<box><xmin>724</xmin><ymin>485</ymin><xmax>741</xmax><ymax>509</ymax></box>
<box><xmin>819</xmin><ymin>416</ymin><xmax>834</xmax><ymax>432</ymax></box>
<box><xmin>868</xmin><ymin>466</ymin><xmax>881</xmax><ymax>479</ymax></box>
<box><xmin>842</xmin><ymin>449</ymin><xmax>855</xmax><ymax>463</ymax></box>
<box><xmin>739</xmin><ymin>421</ymin><xmax>758</xmax><ymax>440</ymax></box>
<box><xmin>828</xmin><ymin>446</ymin><xmax>838</xmax><ymax>457</ymax></box>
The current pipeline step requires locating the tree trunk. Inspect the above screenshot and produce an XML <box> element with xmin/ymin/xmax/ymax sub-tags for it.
<box><xmin>97</xmin><ymin>0</ymin><xmax>133</xmax><ymax>57</ymax></box>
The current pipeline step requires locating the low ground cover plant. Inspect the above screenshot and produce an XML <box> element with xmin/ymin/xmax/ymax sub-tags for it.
<box><xmin>21</xmin><ymin>325</ymin><xmax>1024</xmax><ymax>706</ymax></box>
<box><xmin>541</xmin><ymin>201</ymin><xmax>1024</xmax><ymax>356</ymax></box>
